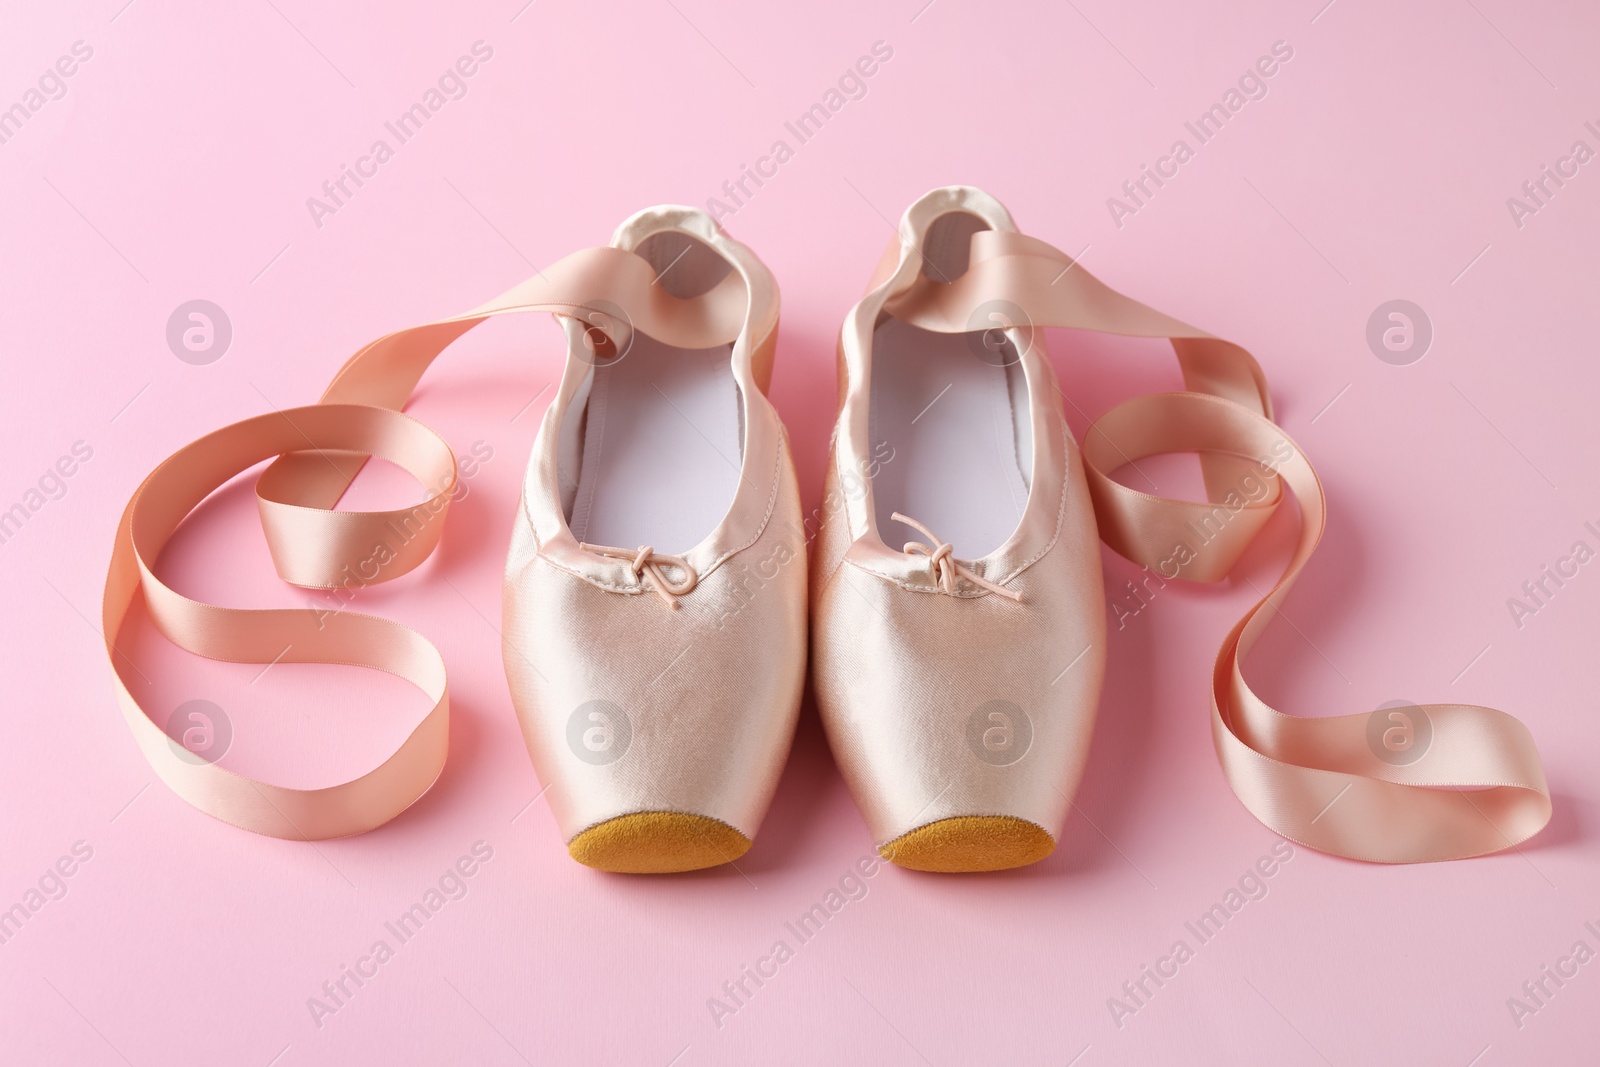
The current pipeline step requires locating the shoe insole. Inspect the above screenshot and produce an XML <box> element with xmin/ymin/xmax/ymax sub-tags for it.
<box><xmin>869</xmin><ymin>317</ymin><xmax>1030</xmax><ymax>559</ymax></box>
<box><xmin>567</xmin><ymin>332</ymin><xmax>743</xmax><ymax>555</ymax></box>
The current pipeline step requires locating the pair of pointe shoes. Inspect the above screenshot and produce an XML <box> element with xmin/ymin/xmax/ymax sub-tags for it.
<box><xmin>106</xmin><ymin>184</ymin><xmax>1550</xmax><ymax>869</ymax></box>
<box><xmin>509</xmin><ymin>187</ymin><xmax>1107</xmax><ymax>874</ymax></box>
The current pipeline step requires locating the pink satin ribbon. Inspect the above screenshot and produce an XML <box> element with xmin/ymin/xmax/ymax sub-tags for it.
<box><xmin>103</xmin><ymin>247</ymin><xmax>746</xmax><ymax>839</ymax></box>
<box><xmin>106</xmin><ymin>235</ymin><xmax>1551</xmax><ymax>860</ymax></box>
<box><xmin>888</xmin><ymin>231</ymin><xmax>1551</xmax><ymax>862</ymax></box>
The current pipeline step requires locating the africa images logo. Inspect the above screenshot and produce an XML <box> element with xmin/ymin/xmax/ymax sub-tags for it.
<box><xmin>1505</xmin><ymin>120</ymin><xmax>1600</xmax><ymax>230</ymax></box>
<box><xmin>703</xmin><ymin>41</ymin><xmax>894</xmax><ymax>220</ymax></box>
<box><xmin>305</xmin><ymin>41</ymin><xmax>495</xmax><ymax>229</ymax></box>
<box><xmin>0</xmin><ymin>40</ymin><xmax>94</xmax><ymax>148</ymax></box>
<box><xmin>1105</xmin><ymin>41</ymin><xmax>1295</xmax><ymax>228</ymax></box>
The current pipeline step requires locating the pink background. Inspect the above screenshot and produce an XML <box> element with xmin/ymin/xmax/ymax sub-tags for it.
<box><xmin>3</xmin><ymin>0</ymin><xmax>1598</xmax><ymax>1063</ymax></box>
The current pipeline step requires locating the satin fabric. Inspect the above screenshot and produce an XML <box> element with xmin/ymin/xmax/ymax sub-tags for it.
<box><xmin>814</xmin><ymin>186</ymin><xmax>1550</xmax><ymax>863</ymax></box>
<box><xmin>502</xmin><ymin>206</ymin><xmax>808</xmax><ymax>845</ymax></box>
<box><xmin>812</xmin><ymin>188</ymin><xmax>1108</xmax><ymax>854</ymax></box>
<box><xmin>102</xmin><ymin>220</ymin><xmax>788</xmax><ymax>840</ymax></box>
<box><xmin>104</xmin><ymin>190</ymin><xmax>1550</xmax><ymax>860</ymax></box>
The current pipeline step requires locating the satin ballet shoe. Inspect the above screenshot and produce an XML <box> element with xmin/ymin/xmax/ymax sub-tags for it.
<box><xmin>503</xmin><ymin>206</ymin><xmax>808</xmax><ymax>873</ymax></box>
<box><xmin>810</xmin><ymin>184</ymin><xmax>1551</xmax><ymax>872</ymax></box>
<box><xmin>810</xmin><ymin>186</ymin><xmax>1107</xmax><ymax>872</ymax></box>
<box><xmin>103</xmin><ymin>205</ymin><xmax>806</xmax><ymax>857</ymax></box>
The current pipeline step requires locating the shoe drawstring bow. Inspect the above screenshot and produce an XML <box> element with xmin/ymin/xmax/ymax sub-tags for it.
<box><xmin>580</xmin><ymin>542</ymin><xmax>700</xmax><ymax>609</ymax></box>
<box><xmin>891</xmin><ymin>512</ymin><xmax>1023</xmax><ymax>602</ymax></box>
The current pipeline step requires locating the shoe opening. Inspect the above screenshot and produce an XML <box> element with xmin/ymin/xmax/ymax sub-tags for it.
<box><xmin>919</xmin><ymin>209</ymin><xmax>991</xmax><ymax>283</ymax></box>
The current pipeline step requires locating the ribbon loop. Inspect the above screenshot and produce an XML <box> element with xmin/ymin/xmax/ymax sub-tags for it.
<box><xmin>1082</xmin><ymin>392</ymin><xmax>1284</xmax><ymax>584</ymax></box>
<box><xmin>105</xmin><ymin>403</ymin><xmax>454</xmax><ymax>841</ymax></box>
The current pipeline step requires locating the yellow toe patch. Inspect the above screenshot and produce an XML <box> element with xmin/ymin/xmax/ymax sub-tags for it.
<box><xmin>880</xmin><ymin>816</ymin><xmax>1054</xmax><ymax>872</ymax></box>
<box><xmin>568</xmin><ymin>812</ymin><xmax>752</xmax><ymax>874</ymax></box>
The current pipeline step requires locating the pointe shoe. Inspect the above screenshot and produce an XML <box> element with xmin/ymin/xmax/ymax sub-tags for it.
<box><xmin>810</xmin><ymin>186</ymin><xmax>1107</xmax><ymax>872</ymax></box>
<box><xmin>813</xmin><ymin>185</ymin><xmax>1553</xmax><ymax>872</ymax></box>
<box><xmin>99</xmin><ymin>206</ymin><xmax>806</xmax><ymax>849</ymax></box>
<box><xmin>502</xmin><ymin>206</ymin><xmax>808</xmax><ymax>873</ymax></box>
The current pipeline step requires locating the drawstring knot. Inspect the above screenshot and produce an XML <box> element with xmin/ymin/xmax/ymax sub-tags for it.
<box><xmin>580</xmin><ymin>542</ymin><xmax>699</xmax><ymax>609</ymax></box>
<box><xmin>891</xmin><ymin>513</ymin><xmax>1023</xmax><ymax>602</ymax></box>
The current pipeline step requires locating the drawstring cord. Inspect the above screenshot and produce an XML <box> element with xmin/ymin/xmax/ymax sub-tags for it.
<box><xmin>891</xmin><ymin>512</ymin><xmax>1023</xmax><ymax>602</ymax></box>
<box><xmin>579</xmin><ymin>542</ymin><xmax>699</xmax><ymax>609</ymax></box>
